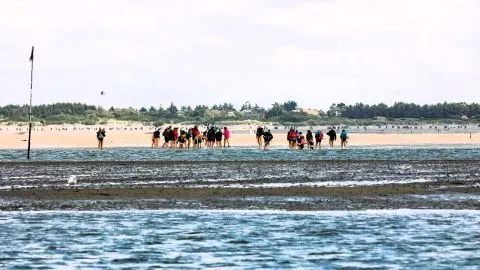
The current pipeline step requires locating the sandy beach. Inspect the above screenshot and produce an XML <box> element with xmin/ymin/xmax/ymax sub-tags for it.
<box><xmin>0</xmin><ymin>124</ymin><xmax>479</xmax><ymax>149</ymax></box>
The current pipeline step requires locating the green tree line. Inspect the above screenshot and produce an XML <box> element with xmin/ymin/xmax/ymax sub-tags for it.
<box><xmin>339</xmin><ymin>102</ymin><xmax>480</xmax><ymax>119</ymax></box>
<box><xmin>0</xmin><ymin>101</ymin><xmax>479</xmax><ymax>125</ymax></box>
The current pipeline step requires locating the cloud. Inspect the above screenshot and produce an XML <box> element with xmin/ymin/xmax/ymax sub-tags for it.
<box><xmin>1</xmin><ymin>0</ymin><xmax>479</xmax><ymax>110</ymax></box>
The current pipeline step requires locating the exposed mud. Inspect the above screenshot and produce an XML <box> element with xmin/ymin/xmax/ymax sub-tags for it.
<box><xmin>1</xmin><ymin>160</ymin><xmax>479</xmax><ymax>211</ymax></box>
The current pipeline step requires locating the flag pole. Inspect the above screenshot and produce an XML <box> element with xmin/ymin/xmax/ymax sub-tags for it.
<box><xmin>27</xmin><ymin>46</ymin><xmax>34</xmax><ymax>160</ymax></box>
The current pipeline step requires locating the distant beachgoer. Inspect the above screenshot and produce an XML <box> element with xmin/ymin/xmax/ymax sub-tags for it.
<box><xmin>297</xmin><ymin>132</ymin><xmax>305</xmax><ymax>150</ymax></box>
<box><xmin>96</xmin><ymin>127</ymin><xmax>106</xmax><ymax>150</ymax></box>
<box><xmin>287</xmin><ymin>127</ymin><xmax>296</xmax><ymax>149</ymax></box>
<box><xmin>340</xmin><ymin>129</ymin><xmax>349</xmax><ymax>150</ymax></box>
<box><xmin>186</xmin><ymin>128</ymin><xmax>192</xmax><ymax>149</ymax></box>
<box><xmin>151</xmin><ymin>134</ymin><xmax>156</xmax><ymax>148</ymax></box>
<box><xmin>256</xmin><ymin>126</ymin><xmax>264</xmax><ymax>148</ymax></box>
<box><xmin>314</xmin><ymin>130</ymin><xmax>323</xmax><ymax>149</ymax></box>
<box><xmin>178</xmin><ymin>129</ymin><xmax>187</xmax><ymax>149</ymax></box>
<box><xmin>192</xmin><ymin>126</ymin><xmax>201</xmax><ymax>148</ymax></box>
<box><xmin>215</xmin><ymin>127</ymin><xmax>223</xmax><ymax>148</ymax></box>
<box><xmin>152</xmin><ymin>128</ymin><xmax>160</xmax><ymax>148</ymax></box>
<box><xmin>263</xmin><ymin>129</ymin><xmax>273</xmax><ymax>150</ymax></box>
<box><xmin>306</xmin><ymin>130</ymin><xmax>314</xmax><ymax>150</ymax></box>
<box><xmin>223</xmin><ymin>127</ymin><xmax>231</xmax><ymax>147</ymax></box>
<box><xmin>171</xmin><ymin>127</ymin><xmax>179</xmax><ymax>148</ymax></box>
<box><xmin>327</xmin><ymin>128</ymin><xmax>336</xmax><ymax>148</ymax></box>
<box><xmin>207</xmin><ymin>126</ymin><xmax>216</xmax><ymax>148</ymax></box>
<box><xmin>162</xmin><ymin>126</ymin><xmax>171</xmax><ymax>148</ymax></box>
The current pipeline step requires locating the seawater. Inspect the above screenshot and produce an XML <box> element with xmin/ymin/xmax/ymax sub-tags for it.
<box><xmin>1</xmin><ymin>146</ymin><xmax>480</xmax><ymax>268</ymax></box>
<box><xmin>1</xmin><ymin>145</ymin><xmax>480</xmax><ymax>161</ymax></box>
<box><xmin>0</xmin><ymin>210</ymin><xmax>479</xmax><ymax>269</ymax></box>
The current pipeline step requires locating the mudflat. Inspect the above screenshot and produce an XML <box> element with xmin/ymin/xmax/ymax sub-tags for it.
<box><xmin>1</xmin><ymin>160</ymin><xmax>479</xmax><ymax>211</ymax></box>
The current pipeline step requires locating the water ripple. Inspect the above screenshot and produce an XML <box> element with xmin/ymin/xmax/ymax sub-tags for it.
<box><xmin>0</xmin><ymin>210</ymin><xmax>479</xmax><ymax>268</ymax></box>
<box><xmin>1</xmin><ymin>146</ymin><xmax>480</xmax><ymax>162</ymax></box>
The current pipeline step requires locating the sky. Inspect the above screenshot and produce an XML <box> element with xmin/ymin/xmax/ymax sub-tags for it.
<box><xmin>0</xmin><ymin>0</ymin><xmax>479</xmax><ymax>111</ymax></box>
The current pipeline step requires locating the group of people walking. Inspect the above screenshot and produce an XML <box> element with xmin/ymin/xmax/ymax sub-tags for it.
<box><xmin>254</xmin><ymin>126</ymin><xmax>274</xmax><ymax>150</ymax></box>
<box><xmin>256</xmin><ymin>126</ymin><xmax>349</xmax><ymax>150</ymax></box>
<box><xmin>96</xmin><ymin>125</ymin><xmax>349</xmax><ymax>150</ymax></box>
<box><xmin>151</xmin><ymin>125</ymin><xmax>231</xmax><ymax>149</ymax></box>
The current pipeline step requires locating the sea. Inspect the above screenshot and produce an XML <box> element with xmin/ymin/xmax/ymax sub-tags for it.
<box><xmin>0</xmin><ymin>145</ymin><xmax>479</xmax><ymax>162</ymax></box>
<box><xmin>1</xmin><ymin>146</ymin><xmax>479</xmax><ymax>269</ymax></box>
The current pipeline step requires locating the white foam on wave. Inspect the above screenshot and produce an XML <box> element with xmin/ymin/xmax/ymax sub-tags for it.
<box><xmin>5</xmin><ymin>209</ymin><xmax>480</xmax><ymax>216</ymax></box>
<box><xmin>2</xmin><ymin>175</ymin><xmax>50</xmax><ymax>180</ymax></box>
<box><xmin>185</xmin><ymin>178</ymin><xmax>435</xmax><ymax>188</ymax></box>
<box><xmin>0</xmin><ymin>185</ymin><xmax>37</xmax><ymax>190</ymax></box>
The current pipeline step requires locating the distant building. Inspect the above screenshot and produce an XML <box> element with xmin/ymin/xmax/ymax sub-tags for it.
<box><xmin>241</xmin><ymin>110</ymin><xmax>262</xmax><ymax>118</ymax></box>
<box><xmin>301</xmin><ymin>108</ymin><xmax>320</xmax><ymax>116</ymax></box>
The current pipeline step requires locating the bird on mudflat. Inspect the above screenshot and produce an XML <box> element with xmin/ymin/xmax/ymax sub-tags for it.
<box><xmin>67</xmin><ymin>175</ymin><xmax>77</xmax><ymax>186</ymax></box>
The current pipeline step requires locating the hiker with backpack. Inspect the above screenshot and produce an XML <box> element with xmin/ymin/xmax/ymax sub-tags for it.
<box><xmin>152</xmin><ymin>128</ymin><xmax>161</xmax><ymax>148</ymax></box>
<box><xmin>340</xmin><ymin>129</ymin><xmax>349</xmax><ymax>150</ymax></box>
<box><xmin>96</xmin><ymin>127</ymin><xmax>106</xmax><ymax>150</ymax></box>
<box><xmin>315</xmin><ymin>130</ymin><xmax>324</xmax><ymax>149</ymax></box>
<box><xmin>326</xmin><ymin>128</ymin><xmax>337</xmax><ymax>148</ymax></box>
<box><xmin>306</xmin><ymin>130</ymin><xmax>314</xmax><ymax>150</ymax></box>
<box><xmin>263</xmin><ymin>129</ymin><xmax>274</xmax><ymax>150</ymax></box>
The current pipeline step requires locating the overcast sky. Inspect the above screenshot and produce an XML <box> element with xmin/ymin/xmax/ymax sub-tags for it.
<box><xmin>1</xmin><ymin>0</ymin><xmax>479</xmax><ymax>111</ymax></box>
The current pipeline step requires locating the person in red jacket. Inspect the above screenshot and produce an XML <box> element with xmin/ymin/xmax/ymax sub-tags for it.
<box><xmin>296</xmin><ymin>132</ymin><xmax>306</xmax><ymax>150</ymax></box>
<box><xmin>287</xmin><ymin>127</ymin><xmax>297</xmax><ymax>149</ymax></box>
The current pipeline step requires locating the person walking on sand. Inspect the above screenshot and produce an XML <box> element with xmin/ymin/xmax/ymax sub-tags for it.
<box><xmin>256</xmin><ymin>126</ymin><xmax>264</xmax><ymax>148</ymax></box>
<box><xmin>287</xmin><ymin>127</ymin><xmax>296</xmax><ymax>149</ymax></box>
<box><xmin>340</xmin><ymin>129</ymin><xmax>349</xmax><ymax>150</ymax></box>
<box><xmin>263</xmin><ymin>129</ymin><xmax>273</xmax><ymax>150</ymax></box>
<box><xmin>215</xmin><ymin>127</ymin><xmax>223</xmax><ymax>148</ymax></box>
<box><xmin>326</xmin><ymin>128</ymin><xmax>336</xmax><ymax>148</ymax></box>
<box><xmin>297</xmin><ymin>132</ymin><xmax>306</xmax><ymax>150</ymax></box>
<box><xmin>207</xmin><ymin>126</ymin><xmax>216</xmax><ymax>148</ymax></box>
<box><xmin>96</xmin><ymin>127</ymin><xmax>106</xmax><ymax>150</ymax></box>
<box><xmin>306</xmin><ymin>130</ymin><xmax>314</xmax><ymax>150</ymax></box>
<box><xmin>186</xmin><ymin>128</ymin><xmax>193</xmax><ymax>149</ymax></box>
<box><xmin>314</xmin><ymin>130</ymin><xmax>323</xmax><ymax>149</ymax></box>
<box><xmin>152</xmin><ymin>128</ymin><xmax>160</xmax><ymax>148</ymax></box>
<box><xmin>178</xmin><ymin>129</ymin><xmax>187</xmax><ymax>149</ymax></box>
<box><xmin>162</xmin><ymin>126</ymin><xmax>171</xmax><ymax>148</ymax></box>
<box><xmin>192</xmin><ymin>125</ymin><xmax>201</xmax><ymax>148</ymax></box>
<box><xmin>223</xmin><ymin>127</ymin><xmax>231</xmax><ymax>147</ymax></box>
<box><xmin>171</xmin><ymin>127</ymin><xmax>179</xmax><ymax>149</ymax></box>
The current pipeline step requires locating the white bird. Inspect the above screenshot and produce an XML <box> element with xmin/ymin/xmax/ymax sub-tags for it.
<box><xmin>67</xmin><ymin>175</ymin><xmax>77</xmax><ymax>186</ymax></box>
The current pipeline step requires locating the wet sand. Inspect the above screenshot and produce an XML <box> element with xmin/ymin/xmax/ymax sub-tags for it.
<box><xmin>1</xmin><ymin>160</ymin><xmax>479</xmax><ymax>211</ymax></box>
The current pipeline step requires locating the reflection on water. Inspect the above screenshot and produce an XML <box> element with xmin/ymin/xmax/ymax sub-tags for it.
<box><xmin>1</xmin><ymin>146</ymin><xmax>480</xmax><ymax>161</ymax></box>
<box><xmin>0</xmin><ymin>210</ymin><xmax>479</xmax><ymax>268</ymax></box>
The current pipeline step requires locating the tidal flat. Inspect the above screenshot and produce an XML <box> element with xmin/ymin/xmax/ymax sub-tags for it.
<box><xmin>1</xmin><ymin>160</ymin><xmax>479</xmax><ymax>211</ymax></box>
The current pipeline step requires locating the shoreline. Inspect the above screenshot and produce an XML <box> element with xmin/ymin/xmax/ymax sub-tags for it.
<box><xmin>0</xmin><ymin>131</ymin><xmax>478</xmax><ymax>150</ymax></box>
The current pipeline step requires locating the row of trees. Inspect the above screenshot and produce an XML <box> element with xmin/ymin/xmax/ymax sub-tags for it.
<box><xmin>0</xmin><ymin>101</ymin><xmax>479</xmax><ymax>125</ymax></box>
<box><xmin>337</xmin><ymin>102</ymin><xmax>480</xmax><ymax>119</ymax></box>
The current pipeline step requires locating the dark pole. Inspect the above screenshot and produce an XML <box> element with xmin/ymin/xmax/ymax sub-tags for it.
<box><xmin>27</xmin><ymin>46</ymin><xmax>34</xmax><ymax>160</ymax></box>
